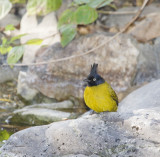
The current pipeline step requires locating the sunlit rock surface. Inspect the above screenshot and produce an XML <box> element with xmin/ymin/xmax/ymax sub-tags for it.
<box><xmin>20</xmin><ymin>12</ymin><xmax>60</xmax><ymax>64</ymax></box>
<box><xmin>19</xmin><ymin>33</ymin><xmax>139</xmax><ymax>100</ymax></box>
<box><xmin>1</xmin><ymin>79</ymin><xmax>160</xmax><ymax>157</ymax></box>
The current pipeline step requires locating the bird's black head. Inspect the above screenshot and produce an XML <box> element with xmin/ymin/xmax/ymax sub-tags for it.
<box><xmin>84</xmin><ymin>63</ymin><xmax>105</xmax><ymax>87</ymax></box>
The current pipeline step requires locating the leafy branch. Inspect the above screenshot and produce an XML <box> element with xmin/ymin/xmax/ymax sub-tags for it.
<box><xmin>58</xmin><ymin>0</ymin><xmax>114</xmax><ymax>47</ymax></box>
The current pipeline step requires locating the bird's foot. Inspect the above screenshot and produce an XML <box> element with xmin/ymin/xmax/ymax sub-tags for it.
<box><xmin>89</xmin><ymin>110</ymin><xmax>97</xmax><ymax>115</ymax></box>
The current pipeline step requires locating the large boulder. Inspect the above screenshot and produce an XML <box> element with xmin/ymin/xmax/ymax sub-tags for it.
<box><xmin>18</xmin><ymin>33</ymin><xmax>139</xmax><ymax>100</ymax></box>
<box><xmin>1</xmin><ymin>79</ymin><xmax>160</xmax><ymax>157</ymax></box>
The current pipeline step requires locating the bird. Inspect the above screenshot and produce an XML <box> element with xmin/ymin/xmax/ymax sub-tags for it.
<box><xmin>83</xmin><ymin>63</ymin><xmax>118</xmax><ymax>113</ymax></box>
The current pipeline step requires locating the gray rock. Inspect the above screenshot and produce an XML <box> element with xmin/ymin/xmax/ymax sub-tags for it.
<box><xmin>8</xmin><ymin>100</ymin><xmax>77</xmax><ymax>126</ymax></box>
<box><xmin>17</xmin><ymin>71</ymin><xmax>38</xmax><ymax>100</ymax></box>
<box><xmin>22</xmin><ymin>33</ymin><xmax>139</xmax><ymax>100</ymax></box>
<box><xmin>129</xmin><ymin>13</ymin><xmax>160</xmax><ymax>42</ymax></box>
<box><xmin>132</xmin><ymin>37</ymin><xmax>160</xmax><ymax>85</ymax></box>
<box><xmin>0</xmin><ymin>13</ymin><xmax>20</xmax><ymax>27</ymax></box>
<box><xmin>1</xmin><ymin>79</ymin><xmax>160</xmax><ymax>157</ymax></box>
<box><xmin>24</xmin><ymin>100</ymin><xmax>74</xmax><ymax>110</ymax></box>
<box><xmin>10</xmin><ymin>107</ymin><xmax>74</xmax><ymax>126</ymax></box>
<box><xmin>100</xmin><ymin>4</ymin><xmax>160</xmax><ymax>31</ymax></box>
<box><xmin>0</xmin><ymin>65</ymin><xmax>21</xmax><ymax>83</ymax></box>
<box><xmin>118</xmin><ymin>79</ymin><xmax>160</xmax><ymax>143</ymax></box>
<box><xmin>0</xmin><ymin>54</ymin><xmax>27</xmax><ymax>83</ymax></box>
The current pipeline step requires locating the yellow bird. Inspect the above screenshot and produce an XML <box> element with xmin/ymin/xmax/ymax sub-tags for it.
<box><xmin>84</xmin><ymin>63</ymin><xmax>118</xmax><ymax>113</ymax></box>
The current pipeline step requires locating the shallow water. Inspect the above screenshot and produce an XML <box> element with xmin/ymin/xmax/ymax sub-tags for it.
<box><xmin>0</xmin><ymin>81</ymin><xmax>86</xmax><ymax>147</ymax></box>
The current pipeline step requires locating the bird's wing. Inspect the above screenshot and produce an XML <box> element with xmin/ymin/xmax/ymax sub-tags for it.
<box><xmin>106</xmin><ymin>83</ymin><xmax>119</xmax><ymax>105</ymax></box>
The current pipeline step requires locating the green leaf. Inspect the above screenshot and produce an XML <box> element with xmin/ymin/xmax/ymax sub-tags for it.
<box><xmin>58</xmin><ymin>9</ymin><xmax>75</xmax><ymax>28</ymax></box>
<box><xmin>0</xmin><ymin>45</ymin><xmax>12</xmax><ymax>55</ymax></box>
<box><xmin>74</xmin><ymin>5</ymin><xmax>98</xmax><ymax>25</ymax></box>
<box><xmin>88</xmin><ymin>0</ymin><xmax>113</xmax><ymax>8</ymax></box>
<box><xmin>73</xmin><ymin>0</ymin><xmax>90</xmax><ymax>5</ymax></box>
<box><xmin>0</xmin><ymin>0</ymin><xmax>12</xmax><ymax>20</ymax></box>
<box><xmin>27</xmin><ymin>0</ymin><xmax>62</xmax><ymax>16</ymax></box>
<box><xmin>0</xmin><ymin>130</ymin><xmax>12</xmax><ymax>141</ymax></box>
<box><xmin>5</xmin><ymin>24</ymin><xmax>16</xmax><ymax>31</ymax></box>
<box><xmin>25</xmin><ymin>38</ymin><xmax>43</xmax><ymax>45</ymax></box>
<box><xmin>10</xmin><ymin>34</ymin><xmax>27</xmax><ymax>43</ymax></box>
<box><xmin>7</xmin><ymin>46</ymin><xmax>24</xmax><ymax>64</ymax></box>
<box><xmin>2</xmin><ymin>37</ymin><xmax>8</xmax><ymax>45</ymax></box>
<box><xmin>60</xmin><ymin>24</ymin><xmax>77</xmax><ymax>47</ymax></box>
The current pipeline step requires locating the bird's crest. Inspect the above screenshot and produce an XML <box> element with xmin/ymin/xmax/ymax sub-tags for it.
<box><xmin>90</xmin><ymin>63</ymin><xmax>98</xmax><ymax>76</ymax></box>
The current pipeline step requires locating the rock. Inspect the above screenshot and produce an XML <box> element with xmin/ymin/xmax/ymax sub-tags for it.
<box><xmin>9</xmin><ymin>100</ymin><xmax>79</xmax><ymax>126</ymax></box>
<box><xmin>1</xmin><ymin>79</ymin><xmax>160</xmax><ymax>157</ymax></box>
<box><xmin>0</xmin><ymin>65</ymin><xmax>21</xmax><ymax>83</ymax></box>
<box><xmin>0</xmin><ymin>13</ymin><xmax>20</xmax><ymax>28</ymax></box>
<box><xmin>20</xmin><ymin>12</ymin><xmax>60</xmax><ymax>64</ymax></box>
<box><xmin>10</xmin><ymin>108</ymin><xmax>73</xmax><ymax>126</ymax></box>
<box><xmin>17</xmin><ymin>71</ymin><xmax>38</xmax><ymax>100</ymax></box>
<box><xmin>21</xmin><ymin>33</ymin><xmax>139</xmax><ymax>100</ymax></box>
<box><xmin>24</xmin><ymin>100</ymin><xmax>74</xmax><ymax>110</ymax></box>
<box><xmin>0</xmin><ymin>54</ymin><xmax>27</xmax><ymax>83</ymax></box>
<box><xmin>99</xmin><ymin>4</ymin><xmax>160</xmax><ymax>32</ymax></box>
<box><xmin>132</xmin><ymin>37</ymin><xmax>160</xmax><ymax>85</ymax></box>
<box><xmin>129</xmin><ymin>13</ymin><xmax>160</xmax><ymax>42</ymax></box>
<box><xmin>118</xmin><ymin>79</ymin><xmax>160</xmax><ymax>143</ymax></box>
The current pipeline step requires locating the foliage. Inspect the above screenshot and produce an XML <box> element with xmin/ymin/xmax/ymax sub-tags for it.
<box><xmin>58</xmin><ymin>0</ymin><xmax>113</xmax><ymax>46</ymax></box>
<box><xmin>0</xmin><ymin>0</ymin><xmax>12</xmax><ymax>20</ymax></box>
<box><xmin>60</xmin><ymin>24</ymin><xmax>77</xmax><ymax>47</ymax></box>
<box><xmin>0</xmin><ymin>25</ymin><xmax>43</xmax><ymax>65</ymax></box>
<box><xmin>10</xmin><ymin>0</ymin><xmax>26</xmax><ymax>3</ymax></box>
<box><xmin>0</xmin><ymin>130</ymin><xmax>12</xmax><ymax>141</ymax></box>
<box><xmin>27</xmin><ymin>0</ymin><xmax>62</xmax><ymax>15</ymax></box>
<box><xmin>0</xmin><ymin>0</ymin><xmax>113</xmax><ymax>65</ymax></box>
<box><xmin>7</xmin><ymin>46</ymin><xmax>24</xmax><ymax>64</ymax></box>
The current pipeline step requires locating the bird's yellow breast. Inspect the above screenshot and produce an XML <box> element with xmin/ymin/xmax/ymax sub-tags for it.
<box><xmin>84</xmin><ymin>82</ymin><xmax>118</xmax><ymax>112</ymax></box>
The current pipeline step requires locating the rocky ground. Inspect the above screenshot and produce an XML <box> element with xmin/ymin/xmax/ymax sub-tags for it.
<box><xmin>1</xmin><ymin>79</ymin><xmax>160</xmax><ymax>157</ymax></box>
<box><xmin>1</xmin><ymin>1</ymin><xmax>160</xmax><ymax>157</ymax></box>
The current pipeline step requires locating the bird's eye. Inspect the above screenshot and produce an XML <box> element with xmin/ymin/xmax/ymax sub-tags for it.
<box><xmin>93</xmin><ymin>78</ymin><xmax>96</xmax><ymax>81</ymax></box>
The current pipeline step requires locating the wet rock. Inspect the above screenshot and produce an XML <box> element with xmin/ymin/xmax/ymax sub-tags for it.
<box><xmin>9</xmin><ymin>100</ymin><xmax>79</xmax><ymax>126</ymax></box>
<box><xmin>1</xmin><ymin>79</ymin><xmax>160</xmax><ymax>157</ymax></box>
<box><xmin>20</xmin><ymin>33</ymin><xmax>139</xmax><ymax>100</ymax></box>
<box><xmin>10</xmin><ymin>108</ymin><xmax>73</xmax><ymax>126</ymax></box>
<box><xmin>24</xmin><ymin>100</ymin><xmax>74</xmax><ymax>110</ymax></box>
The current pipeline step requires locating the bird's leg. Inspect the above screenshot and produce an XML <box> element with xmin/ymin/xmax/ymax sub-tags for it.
<box><xmin>89</xmin><ymin>110</ymin><xmax>97</xmax><ymax>115</ymax></box>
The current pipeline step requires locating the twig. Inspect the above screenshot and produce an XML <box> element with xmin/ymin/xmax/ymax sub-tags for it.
<box><xmin>2</xmin><ymin>0</ymin><xmax>149</xmax><ymax>67</ymax></box>
<box><xmin>97</xmin><ymin>10</ymin><xmax>137</xmax><ymax>15</ymax></box>
<box><xmin>122</xmin><ymin>0</ymin><xmax>149</xmax><ymax>32</ymax></box>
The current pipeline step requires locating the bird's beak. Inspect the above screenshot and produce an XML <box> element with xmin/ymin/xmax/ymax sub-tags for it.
<box><xmin>83</xmin><ymin>78</ymin><xmax>89</xmax><ymax>87</ymax></box>
<box><xmin>83</xmin><ymin>78</ymin><xmax>89</xmax><ymax>82</ymax></box>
